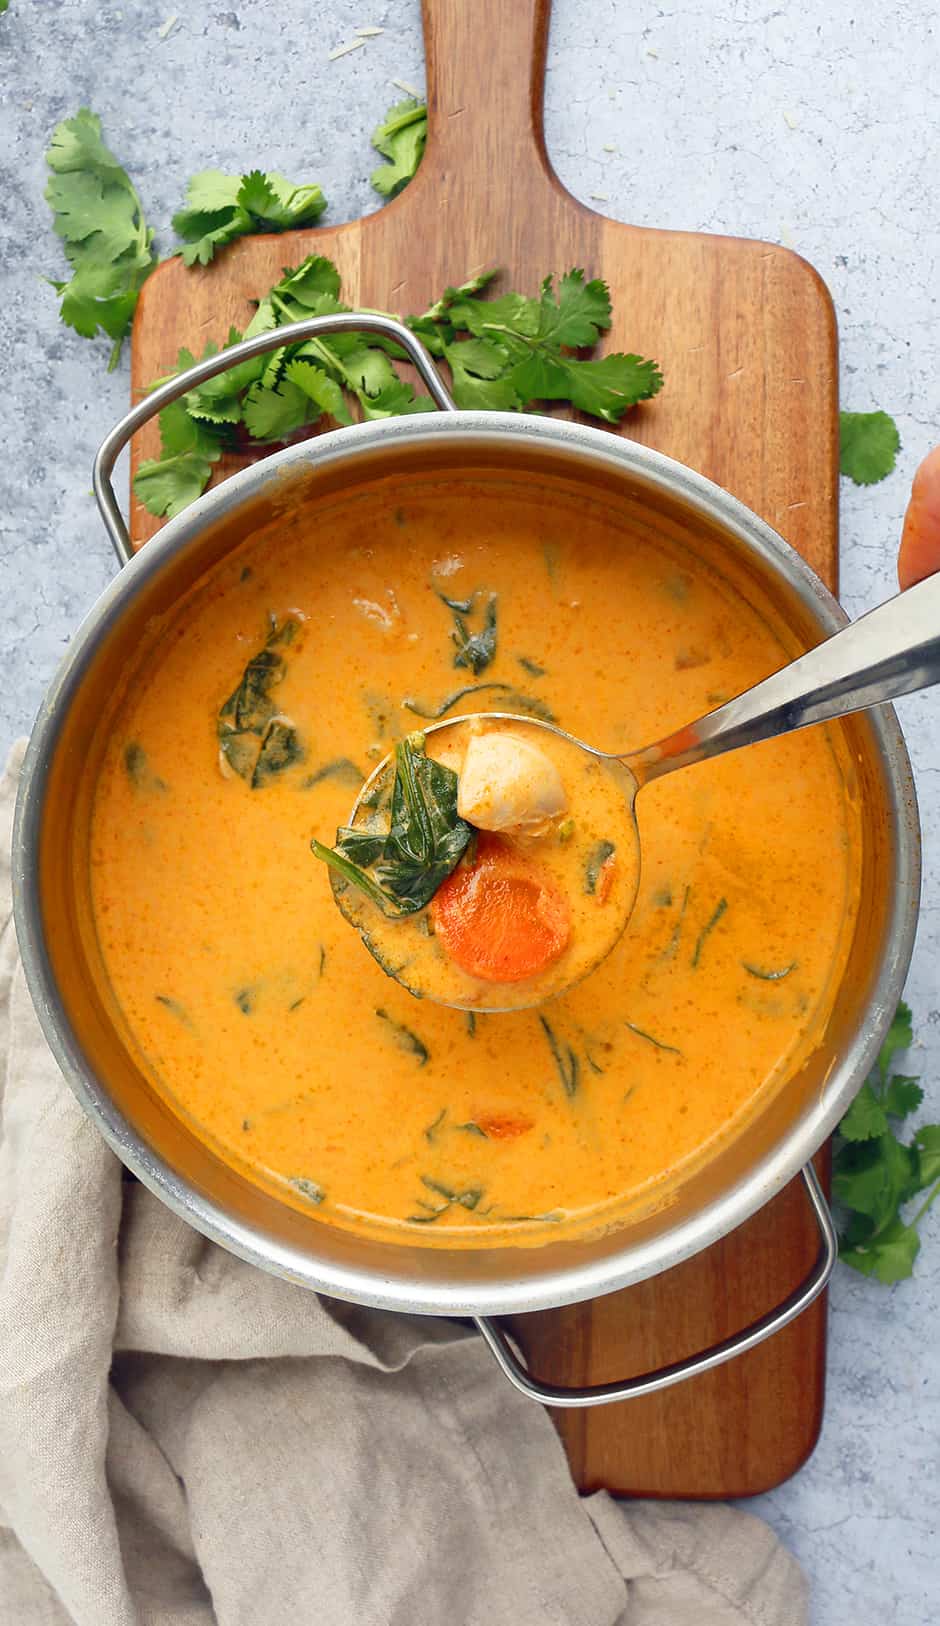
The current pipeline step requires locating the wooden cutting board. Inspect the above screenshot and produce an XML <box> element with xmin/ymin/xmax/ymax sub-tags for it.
<box><xmin>129</xmin><ymin>0</ymin><xmax>838</xmax><ymax>1497</ymax></box>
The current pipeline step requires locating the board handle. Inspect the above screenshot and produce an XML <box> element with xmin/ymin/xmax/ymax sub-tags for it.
<box><xmin>93</xmin><ymin>316</ymin><xmax>456</xmax><ymax>565</ymax></box>
<box><xmin>474</xmin><ymin>1163</ymin><xmax>837</xmax><ymax>1408</ymax></box>
<box><xmin>421</xmin><ymin>0</ymin><xmax>554</xmax><ymax>182</ymax></box>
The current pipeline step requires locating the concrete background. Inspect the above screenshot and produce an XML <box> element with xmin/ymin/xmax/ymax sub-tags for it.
<box><xmin>0</xmin><ymin>2</ymin><xmax>937</xmax><ymax>1621</ymax></box>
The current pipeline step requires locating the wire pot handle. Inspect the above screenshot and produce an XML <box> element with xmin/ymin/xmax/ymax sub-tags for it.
<box><xmin>92</xmin><ymin>314</ymin><xmax>457</xmax><ymax>566</ymax></box>
<box><xmin>474</xmin><ymin>1161</ymin><xmax>836</xmax><ymax>1408</ymax></box>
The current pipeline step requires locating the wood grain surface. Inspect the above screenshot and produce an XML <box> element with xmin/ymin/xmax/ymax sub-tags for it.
<box><xmin>129</xmin><ymin>0</ymin><xmax>839</xmax><ymax>1497</ymax></box>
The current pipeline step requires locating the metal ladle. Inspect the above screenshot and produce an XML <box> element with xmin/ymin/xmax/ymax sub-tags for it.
<box><xmin>348</xmin><ymin>569</ymin><xmax>940</xmax><ymax>1008</ymax></box>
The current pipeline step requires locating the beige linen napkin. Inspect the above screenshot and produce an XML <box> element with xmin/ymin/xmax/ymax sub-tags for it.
<box><xmin>0</xmin><ymin>743</ymin><xmax>807</xmax><ymax>1626</ymax></box>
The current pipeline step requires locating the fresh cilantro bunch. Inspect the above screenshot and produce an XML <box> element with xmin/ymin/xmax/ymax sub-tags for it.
<box><xmin>370</xmin><ymin>98</ymin><xmax>427</xmax><ymax>198</ymax></box>
<box><xmin>171</xmin><ymin>169</ymin><xmax>327</xmax><ymax>266</ymax></box>
<box><xmin>134</xmin><ymin>257</ymin><xmax>664</xmax><ymax>518</ymax></box>
<box><xmin>834</xmin><ymin>1001</ymin><xmax>939</xmax><ymax>1282</ymax></box>
<box><xmin>134</xmin><ymin>255</ymin><xmax>434</xmax><ymax>518</ymax></box>
<box><xmin>408</xmin><ymin>268</ymin><xmax>664</xmax><ymax>420</ymax></box>
<box><xmin>44</xmin><ymin>109</ymin><xmax>156</xmax><ymax>370</ymax></box>
<box><xmin>839</xmin><ymin>409</ymin><xmax>901</xmax><ymax>485</ymax></box>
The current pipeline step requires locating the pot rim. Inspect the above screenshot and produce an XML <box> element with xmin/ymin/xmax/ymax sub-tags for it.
<box><xmin>12</xmin><ymin>411</ymin><xmax>922</xmax><ymax>1316</ymax></box>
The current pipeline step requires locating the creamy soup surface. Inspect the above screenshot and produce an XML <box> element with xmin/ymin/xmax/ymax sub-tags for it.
<box><xmin>89</xmin><ymin>475</ymin><xmax>861</xmax><ymax>1245</ymax></box>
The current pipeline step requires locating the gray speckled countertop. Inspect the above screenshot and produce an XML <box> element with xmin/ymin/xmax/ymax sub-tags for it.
<box><xmin>0</xmin><ymin>3</ymin><xmax>937</xmax><ymax>1622</ymax></box>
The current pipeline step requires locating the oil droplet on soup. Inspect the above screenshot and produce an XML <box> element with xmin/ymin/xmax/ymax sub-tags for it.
<box><xmin>87</xmin><ymin>476</ymin><xmax>861</xmax><ymax>1247</ymax></box>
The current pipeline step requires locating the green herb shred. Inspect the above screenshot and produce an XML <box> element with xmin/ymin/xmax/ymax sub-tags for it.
<box><xmin>742</xmin><ymin>960</ymin><xmax>798</xmax><ymax>981</ymax></box>
<box><xmin>625</xmin><ymin>1020</ymin><xmax>682</xmax><ymax>1056</ymax></box>
<box><xmin>154</xmin><ymin>994</ymin><xmax>193</xmax><ymax>1029</ymax></box>
<box><xmin>584</xmin><ymin>839</ymin><xmax>616</xmax><ymax>894</ymax></box>
<box><xmin>691</xmin><ymin>898</ymin><xmax>728</xmax><ymax>968</ymax></box>
<box><xmin>290</xmin><ymin>1177</ymin><xmax>325</xmax><ymax>1205</ymax></box>
<box><xmin>517</xmin><ymin>655</ymin><xmax>547</xmax><ymax>677</ymax></box>
<box><xmin>375</xmin><ymin>1006</ymin><xmax>429</xmax><ymax>1065</ymax></box>
<box><xmin>539</xmin><ymin>1016</ymin><xmax>580</xmax><ymax>1097</ymax></box>
<box><xmin>659</xmin><ymin>884</ymin><xmax>690</xmax><ymax>960</ymax></box>
<box><xmin>424</xmin><ymin>1107</ymin><xmax>447</xmax><ymax>1142</ymax></box>
<box><xmin>123</xmin><ymin>741</ymin><xmax>168</xmax><ymax>792</ymax></box>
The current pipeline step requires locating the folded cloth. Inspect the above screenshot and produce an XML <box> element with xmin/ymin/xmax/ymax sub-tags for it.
<box><xmin>0</xmin><ymin>743</ymin><xmax>808</xmax><ymax>1626</ymax></box>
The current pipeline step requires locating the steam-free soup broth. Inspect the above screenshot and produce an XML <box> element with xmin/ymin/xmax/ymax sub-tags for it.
<box><xmin>89</xmin><ymin>476</ymin><xmax>861</xmax><ymax>1245</ymax></box>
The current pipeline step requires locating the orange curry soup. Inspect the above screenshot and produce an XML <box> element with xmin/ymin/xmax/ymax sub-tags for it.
<box><xmin>89</xmin><ymin>476</ymin><xmax>861</xmax><ymax>1246</ymax></box>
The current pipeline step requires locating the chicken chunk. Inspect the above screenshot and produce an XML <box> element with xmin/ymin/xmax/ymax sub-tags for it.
<box><xmin>456</xmin><ymin>730</ymin><xmax>567</xmax><ymax>836</ymax></box>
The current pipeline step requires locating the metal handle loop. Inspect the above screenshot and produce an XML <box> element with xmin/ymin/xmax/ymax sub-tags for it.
<box><xmin>474</xmin><ymin>1162</ymin><xmax>836</xmax><ymax>1408</ymax></box>
<box><xmin>93</xmin><ymin>314</ymin><xmax>457</xmax><ymax>566</ymax></box>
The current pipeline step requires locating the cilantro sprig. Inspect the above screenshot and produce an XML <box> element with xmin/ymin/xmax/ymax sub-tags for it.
<box><xmin>133</xmin><ymin>257</ymin><xmax>663</xmax><ymax>519</ymax></box>
<box><xmin>45</xmin><ymin>109</ymin><xmax>157</xmax><ymax>370</ymax></box>
<box><xmin>834</xmin><ymin>1001</ymin><xmax>939</xmax><ymax>1282</ymax></box>
<box><xmin>370</xmin><ymin>98</ymin><xmax>427</xmax><ymax>198</ymax></box>
<box><xmin>172</xmin><ymin>169</ymin><xmax>327</xmax><ymax>266</ymax></box>
<box><xmin>409</xmin><ymin>268</ymin><xmax>663</xmax><ymax>420</ymax></box>
<box><xmin>839</xmin><ymin>409</ymin><xmax>901</xmax><ymax>485</ymax></box>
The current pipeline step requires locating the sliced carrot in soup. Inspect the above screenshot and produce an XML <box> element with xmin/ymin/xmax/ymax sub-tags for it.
<box><xmin>431</xmin><ymin>835</ymin><xmax>571</xmax><ymax>982</ymax></box>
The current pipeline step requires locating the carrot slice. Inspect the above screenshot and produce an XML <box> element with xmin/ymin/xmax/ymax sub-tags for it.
<box><xmin>473</xmin><ymin>1113</ymin><xmax>535</xmax><ymax>1140</ymax></box>
<box><xmin>899</xmin><ymin>444</ymin><xmax>940</xmax><ymax>590</ymax></box>
<box><xmin>430</xmin><ymin>835</ymin><xmax>571</xmax><ymax>983</ymax></box>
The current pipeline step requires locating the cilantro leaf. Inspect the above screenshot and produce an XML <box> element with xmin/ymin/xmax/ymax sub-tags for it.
<box><xmin>44</xmin><ymin>109</ymin><xmax>156</xmax><ymax>368</ymax></box>
<box><xmin>882</xmin><ymin>1075</ymin><xmax>924</xmax><ymax>1120</ymax></box>
<box><xmin>133</xmin><ymin>401</ymin><xmax>223</xmax><ymax>518</ymax></box>
<box><xmin>877</xmin><ymin>999</ymin><xmax>913</xmax><ymax>1084</ymax></box>
<box><xmin>839</xmin><ymin>1082</ymin><xmax>888</xmax><ymax>1142</ymax></box>
<box><xmin>283</xmin><ymin>360</ymin><xmax>353</xmax><ymax>426</ymax></box>
<box><xmin>559</xmin><ymin>352</ymin><xmax>664</xmax><ymax>421</ymax></box>
<box><xmin>370</xmin><ymin>98</ymin><xmax>427</xmax><ymax>198</ymax></box>
<box><xmin>172</xmin><ymin>169</ymin><xmax>326</xmax><ymax>266</ymax></box>
<box><xmin>237</xmin><ymin>171</ymin><xmax>326</xmax><ymax>231</ymax></box>
<box><xmin>913</xmin><ymin>1126</ymin><xmax>940</xmax><ymax>1189</ymax></box>
<box><xmin>840</xmin><ymin>1217</ymin><xmax>921</xmax><ymax>1284</ymax></box>
<box><xmin>417</xmin><ymin>269</ymin><xmax>662</xmax><ymax>422</ymax></box>
<box><xmin>537</xmin><ymin>269</ymin><xmax>612</xmax><ymax>348</ymax></box>
<box><xmin>839</xmin><ymin>410</ymin><xmax>901</xmax><ymax>485</ymax></box>
<box><xmin>356</xmin><ymin>379</ymin><xmax>436</xmax><ymax>420</ymax></box>
<box><xmin>834</xmin><ymin>1000</ymin><xmax>938</xmax><ymax>1284</ymax></box>
<box><xmin>241</xmin><ymin>378</ymin><xmax>311</xmax><ymax>440</ymax></box>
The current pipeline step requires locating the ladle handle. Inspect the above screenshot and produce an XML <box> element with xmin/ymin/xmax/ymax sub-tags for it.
<box><xmin>92</xmin><ymin>315</ymin><xmax>456</xmax><ymax>566</ymax></box>
<box><xmin>474</xmin><ymin>1162</ymin><xmax>835</xmax><ymax>1408</ymax></box>
<box><xmin>627</xmin><ymin>569</ymin><xmax>940</xmax><ymax>785</ymax></box>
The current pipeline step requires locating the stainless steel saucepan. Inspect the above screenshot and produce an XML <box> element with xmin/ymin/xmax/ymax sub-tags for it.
<box><xmin>12</xmin><ymin>317</ymin><xmax>921</xmax><ymax>1407</ymax></box>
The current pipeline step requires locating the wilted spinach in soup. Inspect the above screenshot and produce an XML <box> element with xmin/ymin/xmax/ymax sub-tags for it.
<box><xmin>89</xmin><ymin>475</ymin><xmax>861</xmax><ymax>1246</ymax></box>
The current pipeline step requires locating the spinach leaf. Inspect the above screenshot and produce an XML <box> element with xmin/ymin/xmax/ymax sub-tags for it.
<box><xmin>311</xmin><ymin>732</ymin><xmax>471</xmax><ymax>916</ymax></box>
<box><xmin>300</xmin><ymin>757</ymin><xmax>363</xmax><ymax>790</ymax></box>
<box><xmin>218</xmin><ymin>617</ymin><xmax>304</xmax><ymax>786</ymax></box>
<box><xmin>451</xmin><ymin>592</ymin><xmax>498</xmax><ymax>675</ymax></box>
